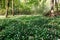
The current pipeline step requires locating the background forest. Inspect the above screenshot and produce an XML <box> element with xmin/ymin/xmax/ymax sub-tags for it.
<box><xmin>0</xmin><ymin>0</ymin><xmax>58</xmax><ymax>15</ymax></box>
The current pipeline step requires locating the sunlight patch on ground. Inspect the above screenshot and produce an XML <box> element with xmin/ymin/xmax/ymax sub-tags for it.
<box><xmin>0</xmin><ymin>15</ymin><xmax>41</xmax><ymax>19</ymax></box>
<box><xmin>0</xmin><ymin>15</ymin><xmax>5</xmax><ymax>19</ymax></box>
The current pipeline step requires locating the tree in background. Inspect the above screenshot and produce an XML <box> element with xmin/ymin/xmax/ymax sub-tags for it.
<box><xmin>5</xmin><ymin>0</ymin><xmax>9</xmax><ymax>17</ymax></box>
<box><xmin>5</xmin><ymin>0</ymin><xmax>14</xmax><ymax>17</ymax></box>
<box><xmin>50</xmin><ymin>0</ymin><xmax>54</xmax><ymax>17</ymax></box>
<box><xmin>12</xmin><ymin>0</ymin><xmax>14</xmax><ymax>16</ymax></box>
<box><xmin>0</xmin><ymin>0</ymin><xmax>60</xmax><ymax>17</ymax></box>
<box><xmin>55</xmin><ymin>0</ymin><xmax>59</xmax><ymax>13</ymax></box>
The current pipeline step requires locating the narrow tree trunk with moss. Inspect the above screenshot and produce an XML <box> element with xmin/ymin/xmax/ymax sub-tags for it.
<box><xmin>12</xmin><ymin>0</ymin><xmax>14</xmax><ymax>16</ymax></box>
<box><xmin>5</xmin><ymin>0</ymin><xmax>8</xmax><ymax>17</ymax></box>
<box><xmin>50</xmin><ymin>0</ymin><xmax>54</xmax><ymax>17</ymax></box>
<box><xmin>55</xmin><ymin>0</ymin><xmax>58</xmax><ymax>14</ymax></box>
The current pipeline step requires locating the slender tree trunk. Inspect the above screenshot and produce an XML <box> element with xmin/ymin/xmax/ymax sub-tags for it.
<box><xmin>12</xmin><ymin>0</ymin><xmax>14</xmax><ymax>16</ymax></box>
<box><xmin>55</xmin><ymin>0</ymin><xmax>58</xmax><ymax>13</ymax></box>
<box><xmin>5</xmin><ymin>0</ymin><xmax>8</xmax><ymax>17</ymax></box>
<box><xmin>50</xmin><ymin>0</ymin><xmax>54</xmax><ymax>17</ymax></box>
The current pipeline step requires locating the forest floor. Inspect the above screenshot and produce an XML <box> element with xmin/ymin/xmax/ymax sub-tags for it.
<box><xmin>0</xmin><ymin>0</ymin><xmax>60</xmax><ymax>39</ymax></box>
<box><xmin>0</xmin><ymin>15</ymin><xmax>60</xmax><ymax>40</ymax></box>
<box><xmin>0</xmin><ymin>15</ymin><xmax>41</xmax><ymax>19</ymax></box>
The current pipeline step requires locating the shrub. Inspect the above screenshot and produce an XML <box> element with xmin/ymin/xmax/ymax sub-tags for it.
<box><xmin>0</xmin><ymin>16</ymin><xmax>60</xmax><ymax>40</ymax></box>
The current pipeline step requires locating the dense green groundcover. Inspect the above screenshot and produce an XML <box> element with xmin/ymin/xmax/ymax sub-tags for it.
<box><xmin>0</xmin><ymin>16</ymin><xmax>60</xmax><ymax>40</ymax></box>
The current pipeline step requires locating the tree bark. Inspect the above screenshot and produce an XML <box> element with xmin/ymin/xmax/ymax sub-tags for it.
<box><xmin>55</xmin><ymin>0</ymin><xmax>58</xmax><ymax>13</ymax></box>
<box><xmin>50</xmin><ymin>0</ymin><xmax>54</xmax><ymax>17</ymax></box>
<box><xmin>5</xmin><ymin>0</ymin><xmax>9</xmax><ymax>17</ymax></box>
<box><xmin>12</xmin><ymin>0</ymin><xmax>14</xmax><ymax>16</ymax></box>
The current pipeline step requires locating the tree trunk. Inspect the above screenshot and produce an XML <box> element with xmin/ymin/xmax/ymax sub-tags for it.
<box><xmin>50</xmin><ymin>0</ymin><xmax>54</xmax><ymax>17</ymax></box>
<box><xmin>5</xmin><ymin>0</ymin><xmax>8</xmax><ymax>17</ymax></box>
<box><xmin>55</xmin><ymin>0</ymin><xmax>58</xmax><ymax>13</ymax></box>
<box><xmin>12</xmin><ymin>0</ymin><xmax>14</xmax><ymax>16</ymax></box>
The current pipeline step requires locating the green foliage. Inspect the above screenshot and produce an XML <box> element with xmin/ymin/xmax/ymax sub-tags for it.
<box><xmin>0</xmin><ymin>16</ymin><xmax>60</xmax><ymax>40</ymax></box>
<box><xmin>0</xmin><ymin>9</ymin><xmax>6</xmax><ymax>15</ymax></box>
<box><xmin>0</xmin><ymin>0</ymin><xmax>49</xmax><ymax>15</ymax></box>
<box><xmin>0</xmin><ymin>0</ymin><xmax>5</xmax><ymax>9</ymax></box>
<box><xmin>1</xmin><ymin>0</ymin><xmax>60</xmax><ymax>15</ymax></box>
